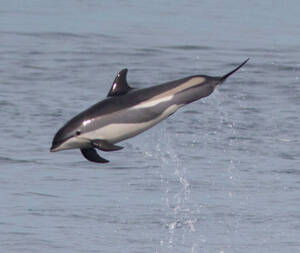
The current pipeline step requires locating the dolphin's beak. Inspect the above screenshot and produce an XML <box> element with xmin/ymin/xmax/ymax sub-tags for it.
<box><xmin>50</xmin><ymin>143</ymin><xmax>61</xmax><ymax>152</ymax></box>
<box><xmin>50</xmin><ymin>128</ymin><xmax>74</xmax><ymax>152</ymax></box>
<box><xmin>50</xmin><ymin>135</ymin><xmax>68</xmax><ymax>152</ymax></box>
<box><xmin>50</xmin><ymin>134</ymin><xmax>90</xmax><ymax>152</ymax></box>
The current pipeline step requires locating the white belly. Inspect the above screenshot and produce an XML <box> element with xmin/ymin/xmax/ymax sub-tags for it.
<box><xmin>83</xmin><ymin>104</ymin><xmax>183</xmax><ymax>143</ymax></box>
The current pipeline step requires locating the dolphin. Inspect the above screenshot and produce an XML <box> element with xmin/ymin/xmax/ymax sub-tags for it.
<box><xmin>50</xmin><ymin>59</ymin><xmax>249</xmax><ymax>163</ymax></box>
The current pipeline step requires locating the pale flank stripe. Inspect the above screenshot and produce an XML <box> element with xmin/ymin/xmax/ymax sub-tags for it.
<box><xmin>133</xmin><ymin>77</ymin><xmax>205</xmax><ymax>108</ymax></box>
<box><xmin>151</xmin><ymin>77</ymin><xmax>204</xmax><ymax>100</ymax></box>
<box><xmin>131</xmin><ymin>95</ymin><xmax>173</xmax><ymax>109</ymax></box>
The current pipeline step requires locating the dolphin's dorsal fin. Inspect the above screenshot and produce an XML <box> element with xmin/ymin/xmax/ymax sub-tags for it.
<box><xmin>107</xmin><ymin>69</ymin><xmax>133</xmax><ymax>97</ymax></box>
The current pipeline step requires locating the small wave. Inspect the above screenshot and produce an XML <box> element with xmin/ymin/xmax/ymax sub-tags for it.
<box><xmin>162</xmin><ymin>45</ymin><xmax>214</xmax><ymax>51</ymax></box>
<box><xmin>12</xmin><ymin>192</ymin><xmax>60</xmax><ymax>198</ymax></box>
<box><xmin>278</xmin><ymin>152</ymin><xmax>297</xmax><ymax>161</ymax></box>
<box><xmin>136</xmin><ymin>47</ymin><xmax>167</xmax><ymax>55</ymax></box>
<box><xmin>0</xmin><ymin>156</ymin><xmax>32</xmax><ymax>164</ymax></box>
<box><xmin>3</xmin><ymin>31</ymin><xmax>117</xmax><ymax>41</ymax></box>
<box><xmin>0</xmin><ymin>100</ymin><xmax>15</xmax><ymax>107</ymax></box>
<box><xmin>248</xmin><ymin>61</ymin><xmax>300</xmax><ymax>74</ymax></box>
<box><xmin>23</xmin><ymin>64</ymin><xmax>48</xmax><ymax>70</ymax></box>
<box><xmin>183</xmin><ymin>109</ymin><xmax>199</xmax><ymax>115</ymax></box>
<box><xmin>7</xmin><ymin>231</ymin><xmax>35</xmax><ymax>236</ymax></box>
<box><xmin>239</xmin><ymin>47</ymin><xmax>282</xmax><ymax>54</ymax></box>
<box><xmin>274</xmin><ymin>168</ymin><xmax>300</xmax><ymax>175</ymax></box>
<box><xmin>7</xmin><ymin>31</ymin><xmax>86</xmax><ymax>39</ymax></box>
<box><xmin>29</xmin><ymin>192</ymin><xmax>60</xmax><ymax>198</ymax></box>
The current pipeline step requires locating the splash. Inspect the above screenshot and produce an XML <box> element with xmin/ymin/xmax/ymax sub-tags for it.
<box><xmin>149</xmin><ymin>124</ymin><xmax>199</xmax><ymax>252</ymax></box>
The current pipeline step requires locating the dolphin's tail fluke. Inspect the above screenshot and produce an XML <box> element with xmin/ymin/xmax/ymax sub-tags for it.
<box><xmin>220</xmin><ymin>58</ymin><xmax>249</xmax><ymax>82</ymax></box>
<box><xmin>80</xmin><ymin>148</ymin><xmax>109</xmax><ymax>163</ymax></box>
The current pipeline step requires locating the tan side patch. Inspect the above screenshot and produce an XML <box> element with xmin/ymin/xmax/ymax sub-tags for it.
<box><xmin>146</xmin><ymin>77</ymin><xmax>205</xmax><ymax>103</ymax></box>
<box><xmin>131</xmin><ymin>95</ymin><xmax>173</xmax><ymax>109</ymax></box>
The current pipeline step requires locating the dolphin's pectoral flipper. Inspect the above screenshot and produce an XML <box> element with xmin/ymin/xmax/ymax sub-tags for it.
<box><xmin>80</xmin><ymin>148</ymin><xmax>109</xmax><ymax>163</ymax></box>
<box><xmin>92</xmin><ymin>139</ymin><xmax>124</xmax><ymax>152</ymax></box>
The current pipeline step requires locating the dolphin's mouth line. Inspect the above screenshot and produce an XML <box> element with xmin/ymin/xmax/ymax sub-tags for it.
<box><xmin>50</xmin><ymin>142</ymin><xmax>64</xmax><ymax>152</ymax></box>
<box><xmin>50</xmin><ymin>145</ymin><xmax>60</xmax><ymax>152</ymax></box>
<box><xmin>50</xmin><ymin>136</ymin><xmax>92</xmax><ymax>152</ymax></box>
<box><xmin>50</xmin><ymin>135</ymin><xmax>74</xmax><ymax>152</ymax></box>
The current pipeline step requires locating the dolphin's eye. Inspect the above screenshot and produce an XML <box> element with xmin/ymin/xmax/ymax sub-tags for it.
<box><xmin>76</xmin><ymin>130</ymin><xmax>81</xmax><ymax>136</ymax></box>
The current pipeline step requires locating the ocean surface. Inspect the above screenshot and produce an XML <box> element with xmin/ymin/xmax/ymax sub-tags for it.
<box><xmin>1</xmin><ymin>1</ymin><xmax>300</xmax><ymax>252</ymax></box>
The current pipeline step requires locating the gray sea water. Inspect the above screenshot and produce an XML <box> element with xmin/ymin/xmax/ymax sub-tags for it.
<box><xmin>1</xmin><ymin>1</ymin><xmax>300</xmax><ymax>252</ymax></box>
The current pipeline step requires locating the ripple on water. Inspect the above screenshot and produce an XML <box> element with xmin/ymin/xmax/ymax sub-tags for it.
<box><xmin>161</xmin><ymin>45</ymin><xmax>215</xmax><ymax>51</ymax></box>
<box><xmin>0</xmin><ymin>156</ymin><xmax>32</xmax><ymax>164</ymax></box>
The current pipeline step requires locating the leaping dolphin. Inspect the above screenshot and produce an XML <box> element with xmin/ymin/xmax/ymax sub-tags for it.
<box><xmin>50</xmin><ymin>59</ymin><xmax>249</xmax><ymax>163</ymax></box>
